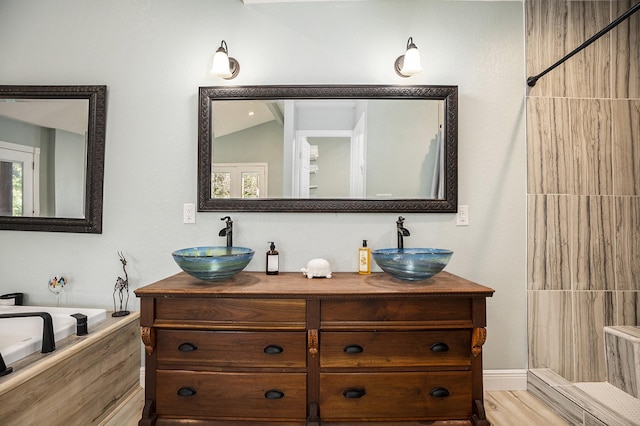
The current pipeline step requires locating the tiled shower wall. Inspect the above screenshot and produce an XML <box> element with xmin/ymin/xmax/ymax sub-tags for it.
<box><xmin>526</xmin><ymin>0</ymin><xmax>640</xmax><ymax>382</ymax></box>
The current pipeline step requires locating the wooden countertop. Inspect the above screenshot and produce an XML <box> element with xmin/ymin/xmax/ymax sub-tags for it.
<box><xmin>135</xmin><ymin>271</ymin><xmax>494</xmax><ymax>299</ymax></box>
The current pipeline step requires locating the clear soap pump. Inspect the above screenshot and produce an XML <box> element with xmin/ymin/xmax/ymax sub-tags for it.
<box><xmin>358</xmin><ymin>240</ymin><xmax>371</xmax><ymax>275</ymax></box>
<box><xmin>266</xmin><ymin>242</ymin><xmax>279</xmax><ymax>275</ymax></box>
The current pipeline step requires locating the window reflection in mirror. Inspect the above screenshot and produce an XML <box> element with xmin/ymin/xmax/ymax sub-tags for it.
<box><xmin>212</xmin><ymin>162</ymin><xmax>267</xmax><ymax>198</ymax></box>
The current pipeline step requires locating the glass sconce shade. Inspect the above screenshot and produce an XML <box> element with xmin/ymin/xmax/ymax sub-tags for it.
<box><xmin>395</xmin><ymin>37</ymin><xmax>423</xmax><ymax>77</ymax></box>
<box><xmin>211</xmin><ymin>49</ymin><xmax>231</xmax><ymax>78</ymax></box>
<box><xmin>210</xmin><ymin>40</ymin><xmax>239</xmax><ymax>79</ymax></box>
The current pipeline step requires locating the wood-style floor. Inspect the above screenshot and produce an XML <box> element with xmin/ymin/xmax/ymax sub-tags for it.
<box><xmin>485</xmin><ymin>391</ymin><xmax>570</xmax><ymax>425</ymax></box>
<box><xmin>107</xmin><ymin>388</ymin><xmax>570</xmax><ymax>426</ymax></box>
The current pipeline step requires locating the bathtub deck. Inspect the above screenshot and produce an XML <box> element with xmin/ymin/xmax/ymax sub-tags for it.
<box><xmin>0</xmin><ymin>305</ymin><xmax>107</xmax><ymax>365</ymax></box>
<box><xmin>0</xmin><ymin>311</ymin><xmax>140</xmax><ymax>425</ymax></box>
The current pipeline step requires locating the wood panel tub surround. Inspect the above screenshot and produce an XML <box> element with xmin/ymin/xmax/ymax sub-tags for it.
<box><xmin>0</xmin><ymin>312</ymin><xmax>140</xmax><ymax>425</ymax></box>
<box><xmin>135</xmin><ymin>271</ymin><xmax>494</xmax><ymax>425</ymax></box>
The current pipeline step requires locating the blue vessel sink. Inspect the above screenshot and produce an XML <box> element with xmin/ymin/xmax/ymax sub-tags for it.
<box><xmin>371</xmin><ymin>248</ymin><xmax>453</xmax><ymax>281</ymax></box>
<box><xmin>172</xmin><ymin>246</ymin><xmax>254</xmax><ymax>281</ymax></box>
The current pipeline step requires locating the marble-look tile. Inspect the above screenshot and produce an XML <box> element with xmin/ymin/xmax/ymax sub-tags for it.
<box><xmin>529</xmin><ymin>368</ymin><xmax>574</xmax><ymax>387</ymax></box>
<box><xmin>612</xmin><ymin>100</ymin><xmax>640</xmax><ymax>196</ymax></box>
<box><xmin>614</xmin><ymin>196</ymin><xmax>640</xmax><ymax>290</ymax></box>
<box><xmin>569</xmin><ymin>382</ymin><xmax>640</xmax><ymax>426</ymax></box>
<box><xmin>612</xmin><ymin>0</ymin><xmax>640</xmax><ymax>99</ymax></box>
<box><xmin>525</xmin><ymin>0</ymin><xmax>569</xmax><ymax>97</ymax></box>
<box><xmin>525</xmin><ymin>0</ymin><xmax>610</xmax><ymax>98</ymax></box>
<box><xmin>584</xmin><ymin>412</ymin><xmax>608</xmax><ymax>426</ymax></box>
<box><xmin>528</xmin><ymin>291</ymin><xmax>574</xmax><ymax>379</ymax></box>
<box><xmin>565</xmin><ymin>1</ymin><xmax>611</xmax><ymax>99</ymax></box>
<box><xmin>527</xmin><ymin>97</ymin><xmax>572</xmax><ymax>195</ymax></box>
<box><xmin>569</xmin><ymin>99</ymin><xmax>612</xmax><ymax>196</ymax></box>
<box><xmin>525</xmin><ymin>1</ymin><xmax>640</xmax><ymax>415</ymax></box>
<box><xmin>528</xmin><ymin>195</ymin><xmax>571</xmax><ymax>290</ymax></box>
<box><xmin>527</xmin><ymin>369</ymin><xmax>584</xmax><ymax>425</ymax></box>
<box><xmin>573</xmin><ymin>291</ymin><xmax>615</xmax><ymax>382</ymax></box>
<box><xmin>617</xmin><ymin>292</ymin><xmax>640</xmax><ymax>324</ymax></box>
<box><xmin>571</xmin><ymin>196</ymin><xmax>615</xmax><ymax>291</ymax></box>
<box><xmin>604</xmin><ymin>326</ymin><xmax>640</xmax><ymax>398</ymax></box>
<box><xmin>529</xmin><ymin>369</ymin><xmax>640</xmax><ymax>426</ymax></box>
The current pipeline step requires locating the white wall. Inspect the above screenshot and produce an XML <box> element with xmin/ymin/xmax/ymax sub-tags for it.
<box><xmin>0</xmin><ymin>0</ymin><xmax>526</xmax><ymax>370</ymax></box>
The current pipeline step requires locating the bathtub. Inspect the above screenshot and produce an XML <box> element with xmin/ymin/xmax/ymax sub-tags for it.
<box><xmin>0</xmin><ymin>305</ymin><xmax>107</xmax><ymax>366</ymax></box>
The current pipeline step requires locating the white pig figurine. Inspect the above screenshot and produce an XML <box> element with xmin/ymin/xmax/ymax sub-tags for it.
<box><xmin>301</xmin><ymin>258</ymin><xmax>332</xmax><ymax>279</ymax></box>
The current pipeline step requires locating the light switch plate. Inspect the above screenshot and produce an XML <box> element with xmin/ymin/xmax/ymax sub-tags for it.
<box><xmin>183</xmin><ymin>203</ymin><xmax>195</xmax><ymax>224</ymax></box>
<box><xmin>457</xmin><ymin>205</ymin><xmax>469</xmax><ymax>226</ymax></box>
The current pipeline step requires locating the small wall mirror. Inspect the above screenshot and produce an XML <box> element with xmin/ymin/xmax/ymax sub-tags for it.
<box><xmin>0</xmin><ymin>85</ymin><xmax>106</xmax><ymax>233</ymax></box>
<box><xmin>199</xmin><ymin>85</ymin><xmax>457</xmax><ymax>213</ymax></box>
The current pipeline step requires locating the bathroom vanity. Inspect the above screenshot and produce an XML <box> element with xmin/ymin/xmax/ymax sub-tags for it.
<box><xmin>135</xmin><ymin>271</ymin><xmax>494</xmax><ymax>425</ymax></box>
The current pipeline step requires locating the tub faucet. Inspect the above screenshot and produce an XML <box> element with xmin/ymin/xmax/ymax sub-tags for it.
<box><xmin>219</xmin><ymin>216</ymin><xmax>233</xmax><ymax>247</ymax></box>
<box><xmin>396</xmin><ymin>216</ymin><xmax>411</xmax><ymax>249</ymax></box>
<box><xmin>71</xmin><ymin>313</ymin><xmax>88</xmax><ymax>336</ymax></box>
<box><xmin>0</xmin><ymin>312</ymin><xmax>56</xmax><ymax>354</ymax></box>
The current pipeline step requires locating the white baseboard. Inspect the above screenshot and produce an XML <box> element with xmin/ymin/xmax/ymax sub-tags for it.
<box><xmin>142</xmin><ymin>367</ymin><xmax>528</xmax><ymax>391</ymax></box>
<box><xmin>483</xmin><ymin>369</ymin><xmax>528</xmax><ymax>391</ymax></box>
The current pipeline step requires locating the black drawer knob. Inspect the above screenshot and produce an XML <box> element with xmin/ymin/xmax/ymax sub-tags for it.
<box><xmin>264</xmin><ymin>389</ymin><xmax>285</xmax><ymax>399</ymax></box>
<box><xmin>429</xmin><ymin>387</ymin><xmax>450</xmax><ymax>398</ymax></box>
<box><xmin>429</xmin><ymin>342</ymin><xmax>450</xmax><ymax>353</ymax></box>
<box><xmin>178</xmin><ymin>342</ymin><xmax>198</xmax><ymax>352</ymax></box>
<box><xmin>343</xmin><ymin>388</ymin><xmax>366</xmax><ymax>399</ymax></box>
<box><xmin>264</xmin><ymin>345</ymin><xmax>284</xmax><ymax>354</ymax></box>
<box><xmin>343</xmin><ymin>344</ymin><xmax>364</xmax><ymax>354</ymax></box>
<box><xmin>177</xmin><ymin>387</ymin><xmax>197</xmax><ymax>397</ymax></box>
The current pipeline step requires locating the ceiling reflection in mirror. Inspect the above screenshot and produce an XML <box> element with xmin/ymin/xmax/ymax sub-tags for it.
<box><xmin>0</xmin><ymin>85</ymin><xmax>106</xmax><ymax>233</ymax></box>
<box><xmin>199</xmin><ymin>85</ymin><xmax>457</xmax><ymax>213</ymax></box>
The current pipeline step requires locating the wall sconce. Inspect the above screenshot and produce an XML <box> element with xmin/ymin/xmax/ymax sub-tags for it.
<box><xmin>210</xmin><ymin>40</ymin><xmax>240</xmax><ymax>80</ymax></box>
<box><xmin>394</xmin><ymin>37</ymin><xmax>423</xmax><ymax>77</ymax></box>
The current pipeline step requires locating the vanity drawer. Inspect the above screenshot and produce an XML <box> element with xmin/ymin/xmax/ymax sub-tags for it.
<box><xmin>320</xmin><ymin>330</ymin><xmax>471</xmax><ymax>368</ymax></box>
<box><xmin>320</xmin><ymin>298</ymin><xmax>472</xmax><ymax>328</ymax></box>
<box><xmin>157</xmin><ymin>330</ymin><xmax>307</xmax><ymax>369</ymax></box>
<box><xmin>319</xmin><ymin>371</ymin><xmax>472</xmax><ymax>421</ymax></box>
<box><xmin>156</xmin><ymin>370</ymin><xmax>307</xmax><ymax>420</ymax></box>
<box><xmin>155</xmin><ymin>298</ymin><xmax>306</xmax><ymax>327</ymax></box>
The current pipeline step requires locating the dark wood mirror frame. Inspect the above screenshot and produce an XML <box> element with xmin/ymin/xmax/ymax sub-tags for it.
<box><xmin>198</xmin><ymin>85</ymin><xmax>457</xmax><ymax>213</ymax></box>
<box><xmin>0</xmin><ymin>85</ymin><xmax>106</xmax><ymax>233</ymax></box>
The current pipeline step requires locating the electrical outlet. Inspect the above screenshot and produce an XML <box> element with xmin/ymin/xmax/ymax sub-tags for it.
<box><xmin>456</xmin><ymin>205</ymin><xmax>469</xmax><ymax>226</ymax></box>
<box><xmin>183</xmin><ymin>203</ymin><xmax>195</xmax><ymax>224</ymax></box>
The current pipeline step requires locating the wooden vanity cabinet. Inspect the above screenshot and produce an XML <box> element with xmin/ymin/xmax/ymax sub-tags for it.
<box><xmin>135</xmin><ymin>271</ymin><xmax>494</xmax><ymax>425</ymax></box>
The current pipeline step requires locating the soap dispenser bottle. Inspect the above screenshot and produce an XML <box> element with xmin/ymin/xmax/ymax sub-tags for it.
<box><xmin>266</xmin><ymin>242</ymin><xmax>279</xmax><ymax>275</ymax></box>
<box><xmin>358</xmin><ymin>240</ymin><xmax>371</xmax><ymax>275</ymax></box>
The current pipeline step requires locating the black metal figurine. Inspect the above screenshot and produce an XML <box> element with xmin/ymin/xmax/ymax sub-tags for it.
<box><xmin>112</xmin><ymin>251</ymin><xmax>130</xmax><ymax>317</ymax></box>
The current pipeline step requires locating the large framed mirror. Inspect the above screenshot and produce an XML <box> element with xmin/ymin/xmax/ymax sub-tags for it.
<box><xmin>0</xmin><ymin>85</ymin><xmax>106</xmax><ymax>233</ymax></box>
<box><xmin>198</xmin><ymin>85</ymin><xmax>457</xmax><ymax>212</ymax></box>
